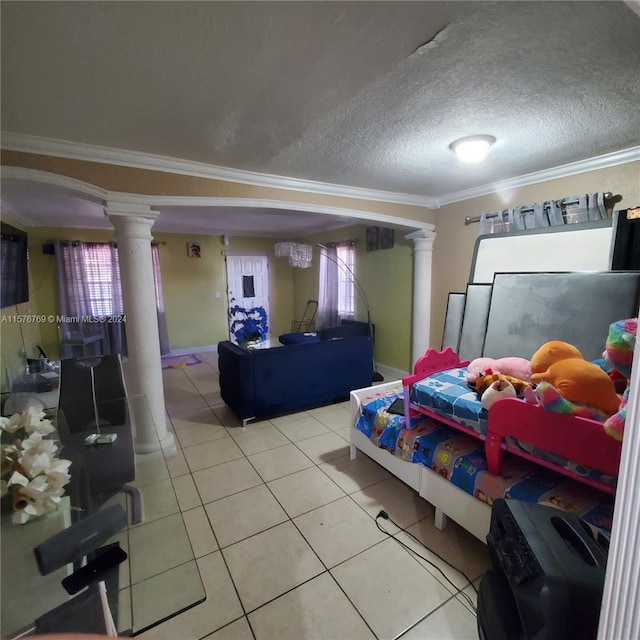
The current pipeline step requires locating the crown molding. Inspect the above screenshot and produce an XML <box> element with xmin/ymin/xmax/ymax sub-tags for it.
<box><xmin>1</xmin><ymin>165</ymin><xmax>108</xmax><ymax>201</ymax></box>
<box><xmin>0</xmin><ymin>166</ymin><xmax>430</xmax><ymax>233</ymax></box>
<box><xmin>435</xmin><ymin>146</ymin><xmax>640</xmax><ymax>206</ymax></box>
<box><xmin>0</xmin><ymin>131</ymin><xmax>438</xmax><ymax>209</ymax></box>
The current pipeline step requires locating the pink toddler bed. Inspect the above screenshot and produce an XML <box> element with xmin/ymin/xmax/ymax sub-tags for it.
<box><xmin>402</xmin><ymin>348</ymin><xmax>622</xmax><ymax>495</ymax></box>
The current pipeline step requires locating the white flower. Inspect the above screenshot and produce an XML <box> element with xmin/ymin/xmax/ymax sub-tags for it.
<box><xmin>18</xmin><ymin>451</ymin><xmax>53</xmax><ymax>479</ymax></box>
<box><xmin>7</xmin><ymin>470</ymin><xmax>29</xmax><ymax>488</ymax></box>
<box><xmin>0</xmin><ymin>413</ymin><xmax>23</xmax><ymax>434</ymax></box>
<box><xmin>20</xmin><ymin>432</ymin><xmax>59</xmax><ymax>457</ymax></box>
<box><xmin>22</xmin><ymin>405</ymin><xmax>55</xmax><ymax>436</ymax></box>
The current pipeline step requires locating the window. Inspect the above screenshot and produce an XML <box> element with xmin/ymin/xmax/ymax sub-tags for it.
<box><xmin>337</xmin><ymin>244</ymin><xmax>355</xmax><ymax>318</ymax></box>
<box><xmin>59</xmin><ymin>242</ymin><xmax>164</xmax><ymax>317</ymax></box>
<box><xmin>81</xmin><ymin>243</ymin><xmax>123</xmax><ymax>316</ymax></box>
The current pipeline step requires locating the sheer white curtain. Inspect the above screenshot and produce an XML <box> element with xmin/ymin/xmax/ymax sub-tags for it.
<box><xmin>151</xmin><ymin>244</ymin><xmax>170</xmax><ymax>355</ymax></box>
<box><xmin>317</xmin><ymin>243</ymin><xmax>355</xmax><ymax>329</ymax></box>
<box><xmin>56</xmin><ymin>241</ymin><xmax>169</xmax><ymax>356</ymax></box>
<box><xmin>317</xmin><ymin>245</ymin><xmax>340</xmax><ymax>329</ymax></box>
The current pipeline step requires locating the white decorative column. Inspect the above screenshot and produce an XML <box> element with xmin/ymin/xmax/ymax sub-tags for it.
<box><xmin>105</xmin><ymin>202</ymin><xmax>176</xmax><ymax>455</ymax></box>
<box><xmin>405</xmin><ymin>227</ymin><xmax>436</xmax><ymax>368</ymax></box>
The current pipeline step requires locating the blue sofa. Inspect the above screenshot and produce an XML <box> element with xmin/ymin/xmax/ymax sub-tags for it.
<box><xmin>218</xmin><ymin>335</ymin><xmax>374</xmax><ymax>422</ymax></box>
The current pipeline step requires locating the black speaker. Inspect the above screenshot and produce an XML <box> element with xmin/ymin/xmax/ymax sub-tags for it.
<box><xmin>34</xmin><ymin>504</ymin><xmax>127</xmax><ymax>575</ymax></box>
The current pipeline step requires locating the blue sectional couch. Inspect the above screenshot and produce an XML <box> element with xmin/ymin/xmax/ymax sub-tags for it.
<box><xmin>218</xmin><ymin>335</ymin><xmax>374</xmax><ymax>422</ymax></box>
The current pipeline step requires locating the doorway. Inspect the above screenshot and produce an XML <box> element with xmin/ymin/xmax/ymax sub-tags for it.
<box><xmin>225</xmin><ymin>254</ymin><xmax>270</xmax><ymax>342</ymax></box>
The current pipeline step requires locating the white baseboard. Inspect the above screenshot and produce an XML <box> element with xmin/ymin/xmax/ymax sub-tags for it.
<box><xmin>166</xmin><ymin>344</ymin><xmax>218</xmax><ymax>356</ymax></box>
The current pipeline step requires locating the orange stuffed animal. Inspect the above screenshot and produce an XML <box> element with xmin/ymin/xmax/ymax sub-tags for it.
<box><xmin>530</xmin><ymin>358</ymin><xmax>620</xmax><ymax>416</ymax></box>
<box><xmin>530</xmin><ymin>341</ymin><xmax>584</xmax><ymax>374</ymax></box>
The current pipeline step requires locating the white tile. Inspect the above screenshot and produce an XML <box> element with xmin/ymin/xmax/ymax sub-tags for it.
<box><xmin>176</xmin><ymin>422</ymin><xmax>229</xmax><ymax>449</ymax></box>
<box><xmin>398</xmin><ymin>592</ymin><xmax>479</xmax><ymax>639</ymax></box>
<box><xmin>398</xmin><ymin>517</ymin><xmax>491</xmax><ymax>591</ymax></box>
<box><xmin>205</xmin><ymin>484</ymin><xmax>288</xmax><ymax>548</ymax></box>
<box><xmin>232</xmin><ymin>425</ymin><xmax>289</xmax><ymax>455</ymax></box>
<box><xmin>331</xmin><ymin>539</ymin><xmax>452</xmax><ymax>640</ymax></box>
<box><xmin>129</xmin><ymin>513</ymin><xmax>194</xmax><ymax>584</ymax></box>
<box><xmin>183</xmin><ymin>437</ymin><xmax>244</xmax><ymax>472</ymax></box>
<box><xmin>172</xmin><ymin>406</ymin><xmax>223</xmax><ymax>429</ymax></box>
<box><xmin>249</xmin><ymin>572</ymin><xmax>375</xmax><ymax>640</ymax></box>
<box><xmin>182</xmin><ymin>506</ymin><xmax>219</xmax><ymax>557</ymax></box>
<box><xmin>248</xmin><ymin>443</ymin><xmax>314</xmax><ymax>482</ymax></box>
<box><xmin>267</xmin><ymin>466</ymin><xmax>345</xmax><ymax>518</ymax></box>
<box><xmin>193</xmin><ymin>458</ymin><xmax>263</xmax><ymax>504</ymax></box>
<box><xmin>132</xmin><ymin>453</ymin><xmax>170</xmax><ymax>488</ymax></box>
<box><xmin>273</xmin><ymin>414</ymin><xmax>331</xmax><ymax>441</ymax></box>
<box><xmin>311</xmin><ymin>406</ymin><xmax>351</xmax><ymax>431</ymax></box>
<box><xmin>213</xmin><ymin>405</ymin><xmax>243</xmax><ymax>428</ymax></box>
<box><xmin>136</xmin><ymin>478</ymin><xmax>180</xmax><ymax>523</ymax></box>
<box><xmin>294</xmin><ymin>497</ymin><xmax>387</xmax><ymax>567</ymax></box>
<box><xmin>166</xmin><ymin>395</ymin><xmax>209</xmax><ymax>417</ymax></box>
<box><xmin>164</xmin><ymin>449</ymin><xmax>190</xmax><ymax>477</ymax></box>
<box><xmin>222</xmin><ymin>521</ymin><xmax>324</xmax><ymax>612</ymax></box>
<box><xmin>204</xmin><ymin>616</ymin><xmax>254</xmax><ymax>640</ymax></box>
<box><xmin>350</xmin><ymin>476</ymin><xmax>433</xmax><ymax>531</ymax></box>
<box><xmin>203</xmin><ymin>390</ymin><xmax>225</xmax><ymax>408</ymax></box>
<box><xmin>139</xmin><ymin>552</ymin><xmax>243</xmax><ymax>640</ymax></box>
<box><xmin>269</xmin><ymin>412</ymin><xmax>308</xmax><ymax>427</ymax></box>
<box><xmin>132</xmin><ymin>561</ymin><xmax>209</xmax><ymax>634</ymax></box>
<box><xmin>171</xmin><ymin>473</ymin><xmax>202</xmax><ymax>511</ymax></box>
<box><xmin>334</xmin><ymin>426</ymin><xmax>351</xmax><ymax>442</ymax></box>
<box><xmin>294</xmin><ymin>431</ymin><xmax>350</xmax><ymax>464</ymax></box>
<box><xmin>319</xmin><ymin>453</ymin><xmax>391</xmax><ymax>494</ymax></box>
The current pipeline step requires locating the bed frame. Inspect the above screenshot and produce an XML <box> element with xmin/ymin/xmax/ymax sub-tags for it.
<box><xmin>403</xmin><ymin>348</ymin><xmax>621</xmax><ymax>495</ymax></box>
<box><xmin>350</xmin><ymin>382</ymin><xmax>492</xmax><ymax>543</ymax></box>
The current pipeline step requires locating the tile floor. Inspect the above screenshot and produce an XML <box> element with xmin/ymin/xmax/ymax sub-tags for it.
<box><xmin>143</xmin><ymin>352</ymin><xmax>490</xmax><ymax>640</ymax></box>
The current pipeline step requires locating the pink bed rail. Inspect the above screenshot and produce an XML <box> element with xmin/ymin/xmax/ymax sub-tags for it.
<box><xmin>401</xmin><ymin>348</ymin><xmax>621</xmax><ymax>495</ymax></box>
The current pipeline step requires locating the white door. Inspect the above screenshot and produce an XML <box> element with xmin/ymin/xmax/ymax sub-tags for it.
<box><xmin>225</xmin><ymin>255</ymin><xmax>270</xmax><ymax>342</ymax></box>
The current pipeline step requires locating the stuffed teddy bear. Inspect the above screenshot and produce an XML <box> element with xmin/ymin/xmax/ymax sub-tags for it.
<box><xmin>530</xmin><ymin>340</ymin><xmax>584</xmax><ymax>374</ymax></box>
<box><xmin>530</xmin><ymin>354</ymin><xmax>620</xmax><ymax>416</ymax></box>
<box><xmin>603</xmin><ymin>318</ymin><xmax>637</xmax><ymax>441</ymax></box>
<box><xmin>465</xmin><ymin>356</ymin><xmax>532</xmax><ymax>384</ymax></box>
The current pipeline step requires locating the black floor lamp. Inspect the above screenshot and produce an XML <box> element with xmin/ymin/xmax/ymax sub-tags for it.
<box><xmin>275</xmin><ymin>241</ymin><xmax>384</xmax><ymax>382</ymax></box>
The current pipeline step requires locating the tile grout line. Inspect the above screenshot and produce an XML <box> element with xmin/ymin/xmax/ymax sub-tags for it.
<box><xmin>164</xmin><ymin>356</ymin><xmax>476</xmax><ymax>640</ymax></box>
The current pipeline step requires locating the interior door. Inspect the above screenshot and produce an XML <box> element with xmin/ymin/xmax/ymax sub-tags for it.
<box><xmin>225</xmin><ymin>254</ymin><xmax>270</xmax><ymax>340</ymax></box>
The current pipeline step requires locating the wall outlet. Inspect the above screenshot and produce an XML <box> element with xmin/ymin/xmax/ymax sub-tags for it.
<box><xmin>215</xmin><ymin>291</ymin><xmax>221</xmax><ymax>299</ymax></box>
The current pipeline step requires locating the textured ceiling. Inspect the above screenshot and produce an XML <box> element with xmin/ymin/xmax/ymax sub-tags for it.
<box><xmin>1</xmin><ymin>1</ymin><xmax>639</xmax><ymax>233</ymax></box>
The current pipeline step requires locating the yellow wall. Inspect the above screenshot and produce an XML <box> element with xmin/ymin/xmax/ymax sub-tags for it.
<box><xmin>1</xmin><ymin>225</ymin><xmax>295</xmax><ymax>376</ymax></box>
<box><xmin>430</xmin><ymin>161</ymin><xmax>640</xmax><ymax>347</ymax></box>
<box><xmin>290</xmin><ymin>225</ymin><xmax>414</xmax><ymax>372</ymax></box>
<box><xmin>153</xmin><ymin>233</ymin><xmax>294</xmax><ymax>349</ymax></box>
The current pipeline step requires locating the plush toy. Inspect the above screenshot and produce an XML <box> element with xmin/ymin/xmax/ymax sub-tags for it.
<box><xmin>465</xmin><ymin>356</ymin><xmax>532</xmax><ymax>384</ymax></box>
<box><xmin>530</xmin><ymin>341</ymin><xmax>584</xmax><ymax>374</ymax></box>
<box><xmin>475</xmin><ymin>373</ymin><xmax>532</xmax><ymax>398</ymax></box>
<box><xmin>481</xmin><ymin>378</ymin><xmax>517</xmax><ymax>411</ymax></box>
<box><xmin>530</xmin><ymin>357</ymin><xmax>620</xmax><ymax>416</ymax></box>
<box><xmin>603</xmin><ymin>318</ymin><xmax>637</xmax><ymax>441</ymax></box>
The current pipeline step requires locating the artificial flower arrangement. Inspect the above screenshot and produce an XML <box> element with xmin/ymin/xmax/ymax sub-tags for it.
<box><xmin>0</xmin><ymin>404</ymin><xmax>72</xmax><ymax>524</ymax></box>
<box><xmin>228</xmin><ymin>304</ymin><xmax>269</xmax><ymax>345</ymax></box>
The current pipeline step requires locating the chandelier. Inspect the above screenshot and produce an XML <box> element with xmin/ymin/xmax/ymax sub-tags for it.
<box><xmin>274</xmin><ymin>242</ymin><xmax>313</xmax><ymax>268</ymax></box>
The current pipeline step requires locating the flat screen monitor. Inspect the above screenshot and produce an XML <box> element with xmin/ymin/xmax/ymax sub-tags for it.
<box><xmin>1</xmin><ymin>222</ymin><xmax>29</xmax><ymax>308</ymax></box>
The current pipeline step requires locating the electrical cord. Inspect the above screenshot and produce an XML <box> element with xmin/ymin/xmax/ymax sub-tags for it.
<box><xmin>376</xmin><ymin>510</ymin><xmax>478</xmax><ymax>616</ymax></box>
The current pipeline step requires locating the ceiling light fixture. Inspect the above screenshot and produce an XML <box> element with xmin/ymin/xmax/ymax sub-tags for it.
<box><xmin>449</xmin><ymin>135</ymin><xmax>496</xmax><ymax>164</ymax></box>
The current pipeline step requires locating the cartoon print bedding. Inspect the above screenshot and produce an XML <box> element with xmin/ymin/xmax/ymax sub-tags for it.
<box><xmin>355</xmin><ymin>389</ymin><xmax>614</xmax><ymax>533</ymax></box>
<box><xmin>408</xmin><ymin>367</ymin><xmax>616</xmax><ymax>488</ymax></box>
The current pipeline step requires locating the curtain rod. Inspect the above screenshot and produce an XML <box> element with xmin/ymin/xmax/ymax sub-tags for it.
<box><xmin>464</xmin><ymin>192</ymin><xmax>622</xmax><ymax>225</ymax></box>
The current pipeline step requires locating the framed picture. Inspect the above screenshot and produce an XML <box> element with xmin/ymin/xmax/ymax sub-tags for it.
<box><xmin>366</xmin><ymin>227</ymin><xmax>379</xmax><ymax>251</ymax></box>
<box><xmin>380</xmin><ymin>227</ymin><xmax>394</xmax><ymax>250</ymax></box>
<box><xmin>188</xmin><ymin>242</ymin><xmax>201</xmax><ymax>258</ymax></box>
